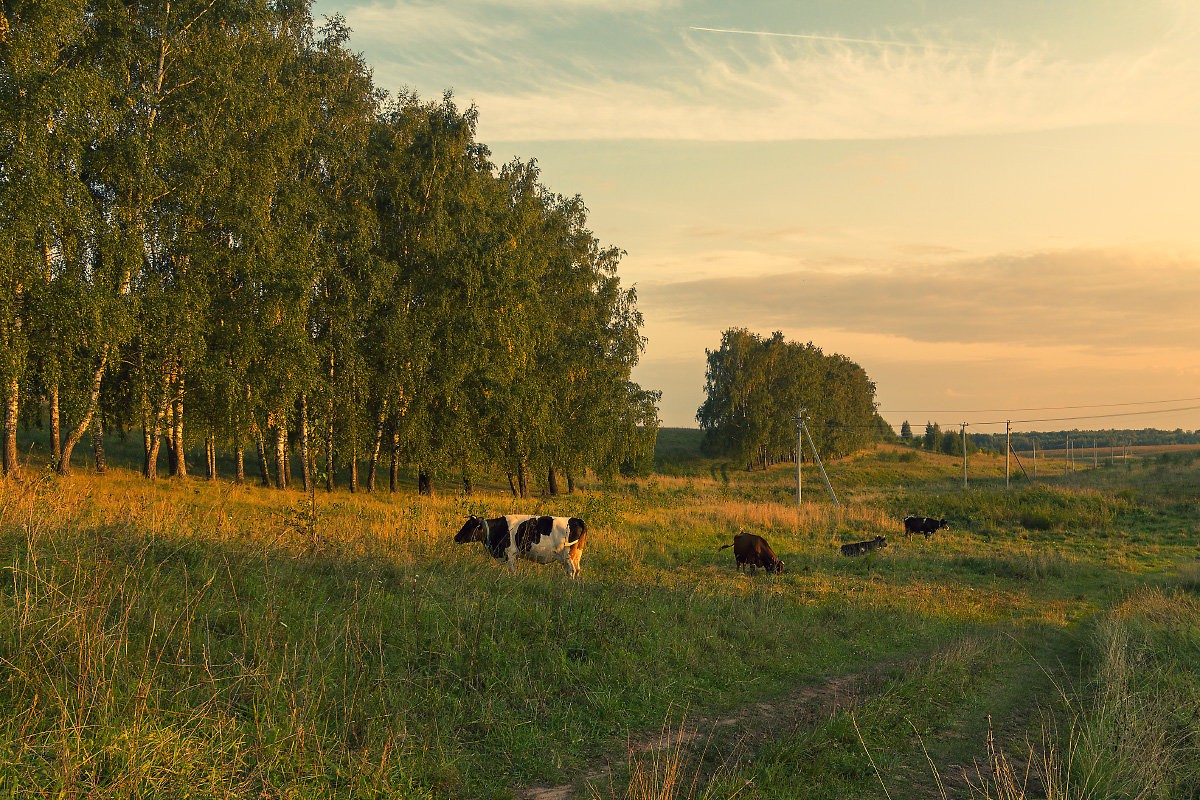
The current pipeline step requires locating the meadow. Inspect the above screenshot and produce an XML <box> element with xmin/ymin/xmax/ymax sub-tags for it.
<box><xmin>0</xmin><ymin>434</ymin><xmax>1198</xmax><ymax>799</ymax></box>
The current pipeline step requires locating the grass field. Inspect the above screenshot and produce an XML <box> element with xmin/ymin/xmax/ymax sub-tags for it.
<box><xmin>1</xmin><ymin>434</ymin><xmax>1198</xmax><ymax>799</ymax></box>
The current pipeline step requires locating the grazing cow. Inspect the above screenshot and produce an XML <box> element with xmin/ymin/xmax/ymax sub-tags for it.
<box><xmin>718</xmin><ymin>532</ymin><xmax>784</xmax><ymax>575</ymax></box>
<box><xmin>903</xmin><ymin>516</ymin><xmax>949</xmax><ymax>538</ymax></box>
<box><xmin>454</xmin><ymin>514</ymin><xmax>587</xmax><ymax>578</ymax></box>
<box><xmin>841</xmin><ymin>536</ymin><xmax>887</xmax><ymax>557</ymax></box>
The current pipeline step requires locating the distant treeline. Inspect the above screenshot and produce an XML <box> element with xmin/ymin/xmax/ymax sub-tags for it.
<box><xmin>697</xmin><ymin>329</ymin><xmax>883</xmax><ymax>468</ymax></box>
<box><xmin>0</xmin><ymin>0</ymin><xmax>659</xmax><ymax>494</ymax></box>
<box><xmin>898</xmin><ymin>423</ymin><xmax>1200</xmax><ymax>454</ymax></box>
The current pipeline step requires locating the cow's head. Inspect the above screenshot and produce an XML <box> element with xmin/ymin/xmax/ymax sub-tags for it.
<box><xmin>454</xmin><ymin>515</ymin><xmax>487</xmax><ymax>544</ymax></box>
<box><xmin>938</xmin><ymin>519</ymin><xmax>949</xmax><ymax>529</ymax></box>
<box><xmin>771</xmin><ymin>559</ymin><xmax>785</xmax><ymax>574</ymax></box>
<box><xmin>875</xmin><ymin>536</ymin><xmax>888</xmax><ymax>549</ymax></box>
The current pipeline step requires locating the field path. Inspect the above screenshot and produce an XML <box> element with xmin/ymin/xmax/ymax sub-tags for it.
<box><xmin>515</xmin><ymin>654</ymin><xmax>915</xmax><ymax>800</ymax></box>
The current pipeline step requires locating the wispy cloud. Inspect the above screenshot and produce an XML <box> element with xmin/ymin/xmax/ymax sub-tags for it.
<box><xmin>328</xmin><ymin>0</ymin><xmax>1200</xmax><ymax>141</ymax></box>
<box><xmin>687</xmin><ymin>26</ymin><xmax>967</xmax><ymax>51</ymax></box>
<box><xmin>478</xmin><ymin>37</ymin><xmax>1199</xmax><ymax>140</ymax></box>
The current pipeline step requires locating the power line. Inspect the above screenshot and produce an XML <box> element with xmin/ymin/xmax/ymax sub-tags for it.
<box><xmin>803</xmin><ymin>403</ymin><xmax>1200</xmax><ymax>431</ymax></box>
<box><xmin>881</xmin><ymin>396</ymin><xmax>1200</xmax><ymax>414</ymax></box>
<box><xmin>963</xmin><ymin>404</ymin><xmax>1200</xmax><ymax>428</ymax></box>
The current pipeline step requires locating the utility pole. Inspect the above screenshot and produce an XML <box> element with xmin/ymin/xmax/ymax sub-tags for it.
<box><xmin>1093</xmin><ymin>437</ymin><xmax>1097</xmax><ymax>469</ymax></box>
<box><xmin>801</xmin><ymin>416</ymin><xmax>839</xmax><ymax>506</ymax></box>
<box><xmin>1032</xmin><ymin>436</ymin><xmax>1038</xmax><ymax>477</ymax></box>
<box><xmin>1005</xmin><ymin>420</ymin><xmax>1011</xmax><ymax>489</ymax></box>
<box><xmin>795</xmin><ymin>411</ymin><xmax>803</xmax><ymax>511</ymax></box>
<box><xmin>961</xmin><ymin>422</ymin><xmax>968</xmax><ymax>488</ymax></box>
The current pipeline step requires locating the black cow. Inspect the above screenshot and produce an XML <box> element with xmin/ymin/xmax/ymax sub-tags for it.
<box><xmin>841</xmin><ymin>536</ymin><xmax>887</xmax><ymax>557</ymax></box>
<box><xmin>718</xmin><ymin>532</ymin><xmax>784</xmax><ymax>575</ymax></box>
<box><xmin>903</xmin><ymin>516</ymin><xmax>948</xmax><ymax>538</ymax></box>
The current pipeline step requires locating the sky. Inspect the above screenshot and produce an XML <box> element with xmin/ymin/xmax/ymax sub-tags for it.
<box><xmin>312</xmin><ymin>0</ymin><xmax>1200</xmax><ymax>434</ymax></box>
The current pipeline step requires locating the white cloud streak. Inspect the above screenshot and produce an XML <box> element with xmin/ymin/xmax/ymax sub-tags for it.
<box><xmin>687</xmin><ymin>26</ymin><xmax>966</xmax><ymax>51</ymax></box>
<box><xmin>471</xmin><ymin>23</ymin><xmax>1200</xmax><ymax>141</ymax></box>
<box><xmin>332</xmin><ymin>1</ymin><xmax>1200</xmax><ymax>142</ymax></box>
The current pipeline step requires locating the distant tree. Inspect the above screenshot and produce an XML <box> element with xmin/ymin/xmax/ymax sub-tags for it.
<box><xmin>698</xmin><ymin>330</ymin><xmax>877</xmax><ymax>465</ymax></box>
<box><xmin>900</xmin><ymin>420</ymin><xmax>913</xmax><ymax>440</ymax></box>
<box><xmin>923</xmin><ymin>421</ymin><xmax>941</xmax><ymax>451</ymax></box>
<box><xmin>872</xmin><ymin>414</ymin><xmax>897</xmax><ymax>442</ymax></box>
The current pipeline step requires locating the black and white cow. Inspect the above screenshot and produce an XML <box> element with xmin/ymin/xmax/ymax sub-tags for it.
<box><xmin>903</xmin><ymin>516</ymin><xmax>949</xmax><ymax>538</ymax></box>
<box><xmin>454</xmin><ymin>515</ymin><xmax>588</xmax><ymax>578</ymax></box>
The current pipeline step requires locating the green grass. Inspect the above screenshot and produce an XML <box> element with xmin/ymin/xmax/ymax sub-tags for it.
<box><xmin>1</xmin><ymin>440</ymin><xmax>1198</xmax><ymax>798</ymax></box>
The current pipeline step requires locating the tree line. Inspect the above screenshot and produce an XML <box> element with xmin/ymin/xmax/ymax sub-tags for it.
<box><xmin>897</xmin><ymin>422</ymin><xmax>1200</xmax><ymax>456</ymax></box>
<box><xmin>0</xmin><ymin>0</ymin><xmax>659</xmax><ymax>496</ymax></box>
<box><xmin>696</xmin><ymin>329</ymin><xmax>883</xmax><ymax>468</ymax></box>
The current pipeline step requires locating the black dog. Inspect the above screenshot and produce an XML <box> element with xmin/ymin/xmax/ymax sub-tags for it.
<box><xmin>840</xmin><ymin>536</ymin><xmax>887</xmax><ymax>557</ymax></box>
<box><xmin>903</xmin><ymin>516</ymin><xmax>948</xmax><ymax>538</ymax></box>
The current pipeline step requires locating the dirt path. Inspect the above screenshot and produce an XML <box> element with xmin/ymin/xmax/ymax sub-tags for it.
<box><xmin>515</xmin><ymin>657</ymin><xmax>907</xmax><ymax>800</ymax></box>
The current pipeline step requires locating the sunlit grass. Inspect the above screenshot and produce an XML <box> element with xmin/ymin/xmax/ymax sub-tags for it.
<box><xmin>1</xmin><ymin>442</ymin><xmax>1199</xmax><ymax>798</ymax></box>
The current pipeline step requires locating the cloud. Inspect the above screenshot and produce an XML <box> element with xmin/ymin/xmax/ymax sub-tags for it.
<box><xmin>636</xmin><ymin>246</ymin><xmax>1200</xmax><ymax>351</ymax></box>
<box><xmin>467</xmin><ymin>17</ymin><xmax>1200</xmax><ymax>141</ymax></box>
<box><xmin>329</xmin><ymin>1</ymin><xmax>1200</xmax><ymax>141</ymax></box>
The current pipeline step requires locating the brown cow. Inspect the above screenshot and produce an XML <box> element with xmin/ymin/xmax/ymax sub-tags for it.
<box><xmin>718</xmin><ymin>532</ymin><xmax>784</xmax><ymax>575</ymax></box>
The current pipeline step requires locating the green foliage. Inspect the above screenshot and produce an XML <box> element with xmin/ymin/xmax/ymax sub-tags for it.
<box><xmin>697</xmin><ymin>329</ymin><xmax>879</xmax><ymax>468</ymax></box>
<box><xmin>0</xmin><ymin>5</ymin><xmax>655</xmax><ymax>486</ymax></box>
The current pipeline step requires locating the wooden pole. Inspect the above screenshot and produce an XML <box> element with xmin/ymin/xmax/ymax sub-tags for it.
<box><xmin>961</xmin><ymin>423</ymin><xmax>968</xmax><ymax>488</ymax></box>
<box><xmin>1005</xmin><ymin>420</ymin><xmax>1011</xmax><ymax>489</ymax></box>
<box><xmin>796</xmin><ymin>411</ymin><xmax>802</xmax><ymax>511</ymax></box>
<box><xmin>801</xmin><ymin>418</ymin><xmax>838</xmax><ymax>506</ymax></box>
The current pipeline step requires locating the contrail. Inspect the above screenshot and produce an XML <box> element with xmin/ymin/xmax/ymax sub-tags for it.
<box><xmin>688</xmin><ymin>25</ymin><xmax>947</xmax><ymax>50</ymax></box>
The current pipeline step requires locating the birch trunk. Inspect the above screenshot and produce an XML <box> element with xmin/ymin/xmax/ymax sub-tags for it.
<box><xmin>142</xmin><ymin>413</ymin><xmax>152</xmax><ymax>476</ymax></box>
<box><xmin>235</xmin><ymin>446</ymin><xmax>245</xmax><ymax>485</ymax></box>
<box><xmin>58</xmin><ymin>345</ymin><xmax>109</xmax><ymax>477</ymax></box>
<box><xmin>566</xmin><ymin>471</ymin><xmax>576</xmax><ymax>494</ymax></box>
<box><xmin>518</xmin><ymin>458</ymin><xmax>529</xmax><ymax>499</ymax></box>
<box><xmin>2</xmin><ymin>375</ymin><xmax>17</xmax><ymax>477</ymax></box>
<box><xmin>418</xmin><ymin>470</ymin><xmax>433</xmax><ymax>496</ymax></box>
<box><xmin>167</xmin><ymin>398</ymin><xmax>178</xmax><ymax>475</ymax></box>
<box><xmin>547</xmin><ymin>466</ymin><xmax>559</xmax><ymax>496</ymax></box>
<box><xmin>169</xmin><ymin>378</ymin><xmax>186</xmax><ymax>479</ymax></box>
<box><xmin>91</xmin><ymin>416</ymin><xmax>106</xmax><ymax>473</ymax></box>
<box><xmin>49</xmin><ymin>385</ymin><xmax>60</xmax><ymax>469</ymax></box>
<box><xmin>367</xmin><ymin>403</ymin><xmax>387</xmax><ymax>493</ymax></box>
<box><xmin>205</xmin><ymin>434</ymin><xmax>216</xmax><ymax>480</ymax></box>
<box><xmin>274</xmin><ymin>423</ymin><xmax>288</xmax><ymax>490</ymax></box>
<box><xmin>256</xmin><ymin>430</ymin><xmax>271</xmax><ymax>487</ymax></box>
<box><xmin>144</xmin><ymin>380</ymin><xmax>169</xmax><ymax>480</ymax></box>
<box><xmin>299</xmin><ymin>395</ymin><xmax>311</xmax><ymax>492</ymax></box>
<box><xmin>349</xmin><ymin>438</ymin><xmax>358</xmax><ymax>493</ymax></box>
<box><xmin>389</xmin><ymin>432</ymin><xmax>399</xmax><ymax>493</ymax></box>
<box><xmin>507</xmin><ymin>472</ymin><xmax>518</xmax><ymax>497</ymax></box>
<box><xmin>462</xmin><ymin>468</ymin><xmax>473</xmax><ymax>496</ymax></box>
<box><xmin>325</xmin><ymin>417</ymin><xmax>335</xmax><ymax>492</ymax></box>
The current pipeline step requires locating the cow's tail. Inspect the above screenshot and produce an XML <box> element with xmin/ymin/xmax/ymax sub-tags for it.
<box><xmin>567</xmin><ymin>518</ymin><xmax>587</xmax><ymax>546</ymax></box>
<box><xmin>718</xmin><ymin>543</ymin><xmax>733</xmax><ymax>551</ymax></box>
